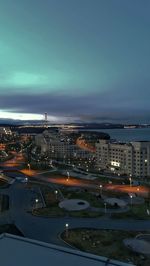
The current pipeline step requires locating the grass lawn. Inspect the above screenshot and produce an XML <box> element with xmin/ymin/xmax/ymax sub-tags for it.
<box><xmin>102</xmin><ymin>190</ymin><xmax>128</xmax><ymax>198</ymax></box>
<box><xmin>38</xmin><ymin>183</ymin><xmax>105</xmax><ymax>208</ymax></box>
<box><xmin>30</xmin><ymin>184</ymin><xmax>121</xmax><ymax>217</ymax></box>
<box><xmin>96</xmin><ymin>175</ymin><xmax>130</xmax><ymax>185</ymax></box>
<box><xmin>31</xmin><ymin>184</ymin><xmax>105</xmax><ymax>217</ymax></box>
<box><xmin>68</xmin><ymin>210</ymin><xmax>103</xmax><ymax>218</ymax></box>
<box><xmin>33</xmin><ymin>207</ymin><xmax>104</xmax><ymax>218</ymax></box>
<box><xmin>33</xmin><ymin>207</ymin><xmax>65</xmax><ymax>217</ymax></box>
<box><xmin>61</xmin><ymin>229</ymin><xmax>150</xmax><ymax>265</ymax></box>
<box><xmin>111</xmin><ymin>204</ymin><xmax>150</xmax><ymax>220</ymax></box>
<box><xmin>62</xmin><ymin>191</ymin><xmax>105</xmax><ymax>208</ymax></box>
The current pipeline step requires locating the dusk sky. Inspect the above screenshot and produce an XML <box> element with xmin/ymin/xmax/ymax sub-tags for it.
<box><xmin>0</xmin><ymin>0</ymin><xmax>150</xmax><ymax>123</ymax></box>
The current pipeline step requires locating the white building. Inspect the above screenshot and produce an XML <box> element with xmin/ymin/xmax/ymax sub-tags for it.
<box><xmin>35</xmin><ymin>131</ymin><xmax>93</xmax><ymax>160</ymax></box>
<box><xmin>96</xmin><ymin>140</ymin><xmax>150</xmax><ymax>178</ymax></box>
<box><xmin>0</xmin><ymin>127</ymin><xmax>12</xmax><ymax>135</ymax></box>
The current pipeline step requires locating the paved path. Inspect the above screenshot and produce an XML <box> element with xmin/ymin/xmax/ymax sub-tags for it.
<box><xmin>90</xmin><ymin>206</ymin><xmax>130</xmax><ymax>214</ymax></box>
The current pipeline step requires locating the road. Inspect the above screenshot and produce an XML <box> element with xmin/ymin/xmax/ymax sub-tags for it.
<box><xmin>1</xmin><ymin>151</ymin><xmax>149</xmax><ymax>196</ymax></box>
<box><xmin>0</xmin><ymin>152</ymin><xmax>25</xmax><ymax>168</ymax></box>
<box><xmin>27</xmin><ymin>174</ymin><xmax>150</xmax><ymax>197</ymax></box>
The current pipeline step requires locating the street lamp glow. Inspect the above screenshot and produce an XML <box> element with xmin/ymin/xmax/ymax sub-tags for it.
<box><xmin>130</xmin><ymin>195</ymin><xmax>133</xmax><ymax>206</ymax></box>
<box><xmin>66</xmin><ymin>171</ymin><xmax>70</xmax><ymax>181</ymax></box>
<box><xmin>129</xmin><ymin>177</ymin><xmax>132</xmax><ymax>187</ymax></box>
<box><xmin>65</xmin><ymin>223</ymin><xmax>69</xmax><ymax>238</ymax></box>
<box><xmin>99</xmin><ymin>184</ymin><xmax>103</xmax><ymax>196</ymax></box>
<box><xmin>55</xmin><ymin>190</ymin><xmax>58</xmax><ymax>199</ymax></box>
<box><xmin>35</xmin><ymin>198</ymin><xmax>39</xmax><ymax>203</ymax></box>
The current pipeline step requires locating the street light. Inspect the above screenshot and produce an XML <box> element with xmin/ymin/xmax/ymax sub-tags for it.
<box><xmin>129</xmin><ymin>177</ymin><xmax>132</xmax><ymax>187</ymax></box>
<box><xmin>104</xmin><ymin>202</ymin><xmax>107</xmax><ymax>214</ymax></box>
<box><xmin>66</xmin><ymin>171</ymin><xmax>70</xmax><ymax>182</ymax></box>
<box><xmin>55</xmin><ymin>190</ymin><xmax>58</xmax><ymax>200</ymax></box>
<box><xmin>99</xmin><ymin>185</ymin><xmax>102</xmax><ymax>196</ymax></box>
<box><xmin>130</xmin><ymin>195</ymin><xmax>133</xmax><ymax>206</ymax></box>
<box><xmin>27</xmin><ymin>163</ymin><xmax>31</xmax><ymax>171</ymax></box>
<box><xmin>32</xmin><ymin>198</ymin><xmax>39</xmax><ymax>212</ymax></box>
<box><xmin>65</xmin><ymin>223</ymin><xmax>69</xmax><ymax>238</ymax></box>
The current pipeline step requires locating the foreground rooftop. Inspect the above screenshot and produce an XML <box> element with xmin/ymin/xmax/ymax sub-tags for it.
<box><xmin>0</xmin><ymin>233</ymin><xmax>134</xmax><ymax>266</ymax></box>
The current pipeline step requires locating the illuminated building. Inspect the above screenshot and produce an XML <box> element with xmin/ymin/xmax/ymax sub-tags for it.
<box><xmin>0</xmin><ymin>127</ymin><xmax>12</xmax><ymax>135</ymax></box>
<box><xmin>96</xmin><ymin>140</ymin><xmax>150</xmax><ymax>178</ymax></box>
<box><xmin>34</xmin><ymin>130</ymin><xmax>93</xmax><ymax>160</ymax></box>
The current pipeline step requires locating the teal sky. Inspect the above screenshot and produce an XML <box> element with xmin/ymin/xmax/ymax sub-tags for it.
<box><xmin>0</xmin><ymin>0</ymin><xmax>150</xmax><ymax>122</ymax></box>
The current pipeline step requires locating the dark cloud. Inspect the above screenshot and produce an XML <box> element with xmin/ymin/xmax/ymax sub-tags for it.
<box><xmin>1</xmin><ymin>85</ymin><xmax>150</xmax><ymax>123</ymax></box>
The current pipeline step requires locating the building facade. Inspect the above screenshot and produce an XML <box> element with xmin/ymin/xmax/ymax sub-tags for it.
<box><xmin>34</xmin><ymin>130</ymin><xmax>93</xmax><ymax>161</ymax></box>
<box><xmin>96</xmin><ymin>140</ymin><xmax>150</xmax><ymax>178</ymax></box>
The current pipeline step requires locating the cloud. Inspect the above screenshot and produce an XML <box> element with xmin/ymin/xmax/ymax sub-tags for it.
<box><xmin>0</xmin><ymin>71</ymin><xmax>50</xmax><ymax>90</ymax></box>
<box><xmin>0</xmin><ymin>88</ymin><xmax>150</xmax><ymax>123</ymax></box>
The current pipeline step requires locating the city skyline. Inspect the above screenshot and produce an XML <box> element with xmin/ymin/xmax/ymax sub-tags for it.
<box><xmin>0</xmin><ymin>0</ymin><xmax>150</xmax><ymax>123</ymax></box>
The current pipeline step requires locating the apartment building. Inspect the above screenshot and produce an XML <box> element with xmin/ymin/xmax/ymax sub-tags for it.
<box><xmin>35</xmin><ymin>131</ymin><xmax>92</xmax><ymax>160</ymax></box>
<box><xmin>47</xmin><ymin>141</ymin><xmax>92</xmax><ymax>160</ymax></box>
<box><xmin>96</xmin><ymin>139</ymin><xmax>150</xmax><ymax>178</ymax></box>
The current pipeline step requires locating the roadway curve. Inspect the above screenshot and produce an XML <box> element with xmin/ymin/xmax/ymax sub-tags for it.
<box><xmin>2</xmin><ymin>150</ymin><xmax>149</xmax><ymax>197</ymax></box>
<box><xmin>23</xmin><ymin>172</ymin><xmax>150</xmax><ymax>197</ymax></box>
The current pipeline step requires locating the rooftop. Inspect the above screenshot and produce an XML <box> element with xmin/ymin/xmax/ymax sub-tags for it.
<box><xmin>0</xmin><ymin>234</ymin><xmax>134</xmax><ymax>266</ymax></box>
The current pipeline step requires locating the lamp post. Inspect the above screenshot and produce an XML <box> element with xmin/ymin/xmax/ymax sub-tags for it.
<box><xmin>55</xmin><ymin>190</ymin><xmax>58</xmax><ymax>200</ymax></box>
<box><xmin>104</xmin><ymin>202</ymin><xmax>107</xmax><ymax>214</ymax></box>
<box><xmin>129</xmin><ymin>177</ymin><xmax>132</xmax><ymax>187</ymax></box>
<box><xmin>27</xmin><ymin>163</ymin><xmax>30</xmax><ymax>171</ymax></box>
<box><xmin>35</xmin><ymin>198</ymin><xmax>39</xmax><ymax>205</ymax></box>
<box><xmin>99</xmin><ymin>185</ymin><xmax>102</xmax><ymax>197</ymax></box>
<box><xmin>66</xmin><ymin>171</ymin><xmax>70</xmax><ymax>182</ymax></box>
<box><xmin>32</xmin><ymin>198</ymin><xmax>39</xmax><ymax>212</ymax></box>
<box><xmin>130</xmin><ymin>195</ymin><xmax>133</xmax><ymax>207</ymax></box>
<box><xmin>65</xmin><ymin>223</ymin><xmax>69</xmax><ymax>238</ymax></box>
<box><xmin>25</xmin><ymin>177</ymin><xmax>28</xmax><ymax>185</ymax></box>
